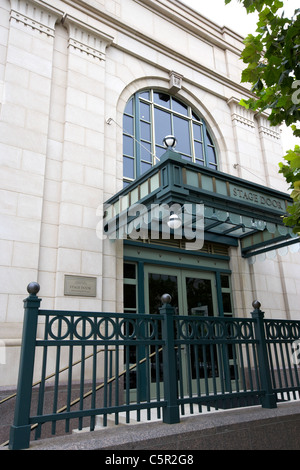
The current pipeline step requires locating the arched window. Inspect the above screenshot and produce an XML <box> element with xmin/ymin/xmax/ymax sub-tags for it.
<box><xmin>123</xmin><ymin>89</ymin><xmax>217</xmax><ymax>186</ymax></box>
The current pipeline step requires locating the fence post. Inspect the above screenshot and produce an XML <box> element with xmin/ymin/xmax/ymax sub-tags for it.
<box><xmin>159</xmin><ymin>294</ymin><xmax>180</xmax><ymax>424</ymax></box>
<box><xmin>251</xmin><ymin>300</ymin><xmax>277</xmax><ymax>409</ymax></box>
<box><xmin>9</xmin><ymin>282</ymin><xmax>41</xmax><ymax>450</ymax></box>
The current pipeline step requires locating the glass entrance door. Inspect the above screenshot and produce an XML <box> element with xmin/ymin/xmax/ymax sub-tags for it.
<box><xmin>145</xmin><ymin>266</ymin><xmax>218</xmax><ymax>317</ymax></box>
<box><xmin>144</xmin><ymin>265</ymin><xmax>220</xmax><ymax>395</ymax></box>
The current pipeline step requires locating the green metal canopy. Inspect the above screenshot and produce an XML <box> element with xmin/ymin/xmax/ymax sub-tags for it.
<box><xmin>103</xmin><ymin>149</ymin><xmax>299</xmax><ymax>258</ymax></box>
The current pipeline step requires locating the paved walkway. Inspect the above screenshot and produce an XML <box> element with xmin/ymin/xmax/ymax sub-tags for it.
<box><xmin>3</xmin><ymin>401</ymin><xmax>300</xmax><ymax>450</ymax></box>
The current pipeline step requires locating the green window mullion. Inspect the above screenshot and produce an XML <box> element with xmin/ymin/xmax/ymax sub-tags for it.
<box><xmin>150</xmin><ymin>100</ymin><xmax>156</xmax><ymax>164</ymax></box>
<box><xmin>139</xmin><ymin>98</ymin><xmax>153</xmax><ymax>174</ymax></box>
<box><xmin>135</xmin><ymin>93</ymin><xmax>141</xmax><ymax>178</ymax></box>
<box><xmin>170</xmin><ymin>111</ymin><xmax>174</xmax><ymax>138</ymax></box>
<box><xmin>150</xmin><ymin>93</ymin><xmax>159</xmax><ymax>160</ymax></box>
<box><xmin>220</xmin><ymin>274</ymin><xmax>233</xmax><ymax>316</ymax></box>
<box><xmin>123</xmin><ymin>89</ymin><xmax>218</xmax><ymax>185</ymax></box>
<box><xmin>202</xmin><ymin>120</ymin><xmax>217</xmax><ymax>169</ymax></box>
<box><xmin>215</xmin><ymin>272</ymin><xmax>224</xmax><ymax>317</ymax></box>
<box><xmin>190</xmin><ymin>118</ymin><xmax>196</xmax><ymax>163</ymax></box>
<box><xmin>202</xmin><ymin>120</ymin><xmax>209</xmax><ymax>168</ymax></box>
<box><xmin>136</xmin><ymin>260</ymin><xmax>147</xmax><ymax>401</ymax></box>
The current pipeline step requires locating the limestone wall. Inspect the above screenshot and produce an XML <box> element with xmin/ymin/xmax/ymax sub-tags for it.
<box><xmin>0</xmin><ymin>0</ymin><xmax>298</xmax><ymax>386</ymax></box>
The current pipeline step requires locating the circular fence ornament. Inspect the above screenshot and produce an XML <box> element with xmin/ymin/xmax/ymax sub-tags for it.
<box><xmin>138</xmin><ymin>319</ymin><xmax>156</xmax><ymax>340</ymax></box>
<box><xmin>97</xmin><ymin>318</ymin><xmax>116</xmax><ymax>340</ymax></box>
<box><xmin>179</xmin><ymin>318</ymin><xmax>195</xmax><ymax>339</ymax></box>
<box><xmin>119</xmin><ymin>318</ymin><xmax>136</xmax><ymax>340</ymax></box>
<box><xmin>48</xmin><ymin>316</ymin><xmax>71</xmax><ymax>340</ymax></box>
<box><xmin>73</xmin><ymin>317</ymin><xmax>95</xmax><ymax>340</ymax></box>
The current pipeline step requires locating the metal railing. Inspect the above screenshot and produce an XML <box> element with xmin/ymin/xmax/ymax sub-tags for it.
<box><xmin>6</xmin><ymin>284</ymin><xmax>300</xmax><ymax>450</ymax></box>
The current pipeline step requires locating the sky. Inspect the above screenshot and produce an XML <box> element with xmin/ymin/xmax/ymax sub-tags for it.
<box><xmin>180</xmin><ymin>0</ymin><xmax>299</xmax><ymax>152</ymax></box>
<box><xmin>180</xmin><ymin>0</ymin><xmax>258</xmax><ymax>36</ymax></box>
<box><xmin>180</xmin><ymin>0</ymin><xmax>299</xmax><ymax>36</ymax></box>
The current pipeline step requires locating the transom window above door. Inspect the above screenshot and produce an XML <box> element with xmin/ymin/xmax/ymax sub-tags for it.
<box><xmin>123</xmin><ymin>90</ymin><xmax>218</xmax><ymax>186</ymax></box>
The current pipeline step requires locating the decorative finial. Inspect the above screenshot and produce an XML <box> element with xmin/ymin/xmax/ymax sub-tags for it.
<box><xmin>27</xmin><ymin>282</ymin><xmax>40</xmax><ymax>295</ymax></box>
<box><xmin>252</xmin><ymin>300</ymin><xmax>261</xmax><ymax>310</ymax></box>
<box><xmin>161</xmin><ymin>293</ymin><xmax>172</xmax><ymax>304</ymax></box>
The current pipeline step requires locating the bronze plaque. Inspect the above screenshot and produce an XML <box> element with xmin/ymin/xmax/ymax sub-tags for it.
<box><xmin>64</xmin><ymin>275</ymin><xmax>97</xmax><ymax>297</ymax></box>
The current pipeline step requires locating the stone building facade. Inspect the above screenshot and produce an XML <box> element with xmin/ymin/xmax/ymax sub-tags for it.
<box><xmin>0</xmin><ymin>0</ymin><xmax>299</xmax><ymax>387</ymax></box>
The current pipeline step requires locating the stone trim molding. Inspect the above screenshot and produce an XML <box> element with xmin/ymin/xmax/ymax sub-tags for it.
<box><xmin>227</xmin><ymin>98</ymin><xmax>281</xmax><ymax>139</ymax></box>
<box><xmin>169</xmin><ymin>71</ymin><xmax>183</xmax><ymax>94</ymax></box>
<box><xmin>62</xmin><ymin>15</ymin><xmax>114</xmax><ymax>61</ymax></box>
<box><xmin>9</xmin><ymin>0</ymin><xmax>63</xmax><ymax>37</ymax></box>
<box><xmin>227</xmin><ymin>97</ymin><xmax>255</xmax><ymax>128</ymax></box>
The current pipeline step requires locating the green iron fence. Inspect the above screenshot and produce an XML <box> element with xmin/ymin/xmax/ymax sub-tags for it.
<box><xmin>7</xmin><ymin>283</ymin><xmax>300</xmax><ymax>450</ymax></box>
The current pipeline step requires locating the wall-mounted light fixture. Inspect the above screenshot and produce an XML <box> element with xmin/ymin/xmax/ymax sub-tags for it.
<box><xmin>167</xmin><ymin>213</ymin><xmax>182</xmax><ymax>230</ymax></box>
<box><xmin>163</xmin><ymin>135</ymin><xmax>177</xmax><ymax>149</ymax></box>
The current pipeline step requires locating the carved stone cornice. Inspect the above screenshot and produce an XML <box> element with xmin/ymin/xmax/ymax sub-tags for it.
<box><xmin>62</xmin><ymin>15</ymin><xmax>114</xmax><ymax>61</ymax></box>
<box><xmin>9</xmin><ymin>0</ymin><xmax>63</xmax><ymax>37</ymax></box>
<box><xmin>256</xmin><ymin>114</ymin><xmax>281</xmax><ymax>140</ymax></box>
<box><xmin>169</xmin><ymin>71</ymin><xmax>183</xmax><ymax>94</ymax></box>
<box><xmin>227</xmin><ymin>97</ymin><xmax>255</xmax><ymax>129</ymax></box>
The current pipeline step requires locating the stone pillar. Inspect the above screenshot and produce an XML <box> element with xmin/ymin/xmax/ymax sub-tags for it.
<box><xmin>0</xmin><ymin>0</ymin><xmax>63</xmax><ymax>386</ymax></box>
<box><xmin>54</xmin><ymin>15</ymin><xmax>114</xmax><ymax>311</ymax></box>
<box><xmin>256</xmin><ymin>114</ymin><xmax>284</xmax><ymax>191</ymax></box>
<box><xmin>227</xmin><ymin>97</ymin><xmax>265</xmax><ymax>185</ymax></box>
<box><xmin>0</xmin><ymin>0</ymin><xmax>63</xmax><ymax>322</ymax></box>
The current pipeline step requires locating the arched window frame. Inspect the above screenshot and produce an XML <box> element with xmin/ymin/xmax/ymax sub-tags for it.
<box><xmin>123</xmin><ymin>89</ymin><xmax>218</xmax><ymax>186</ymax></box>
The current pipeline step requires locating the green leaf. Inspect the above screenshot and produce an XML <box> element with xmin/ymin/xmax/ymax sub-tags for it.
<box><xmin>252</xmin><ymin>79</ymin><xmax>264</xmax><ymax>91</ymax></box>
<box><xmin>225</xmin><ymin>0</ymin><xmax>300</xmax><ymax>233</ymax></box>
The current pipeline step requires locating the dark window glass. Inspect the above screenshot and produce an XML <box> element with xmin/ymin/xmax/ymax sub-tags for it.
<box><xmin>206</xmin><ymin>130</ymin><xmax>213</xmax><ymax>145</ymax></box>
<box><xmin>222</xmin><ymin>293</ymin><xmax>232</xmax><ymax>313</ymax></box>
<box><xmin>193</xmin><ymin>122</ymin><xmax>202</xmax><ymax>141</ymax></box>
<box><xmin>207</xmin><ymin>146</ymin><xmax>217</xmax><ymax>165</ymax></box>
<box><xmin>148</xmin><ymin>273</ymin><xmax>178</xmax><ymax>314</ymax></box>
<box><xmin>124</xmin><ymin>284</ymin><xmax>136</xmax><ymax>309</ymax></box>
<box><xmin>154</xmin><ymin>108</ymin><xmax>172</xmax><ymax>145</ymax></box>
<box><xmin>123</xmin><ymin>90</ymin><xmax>217</xmax><ymax>184</ymax></box>
<box><xmin>153</xmin><ymin>92</ymin><xmax>170</xmax><ymax>107</ymax></box>
<box><xmin>123</xmin><ymin>156</ymin><xmax>134</xmax><ymax>178</ymax></box>
<box><xmin>124</xmin><ymin>98</ymin><xmax>133</xmax><ymax>115</ymax></box>
<box><xmin>172</xmin><ymin>98</ymin><xmax>188</xmax><ymax>115</ymax></box>
<box><xmin>182</xmin><ymin>155</ymin><xmax>192</xmax><ymax>162</ymax></box>
<box><xmin>123</xmin><ymin>115</ymin><xmax>133</xmax><ymax>135</ymax></box>
<box><xmin>140</xmin><ymin>141</ymin><xmax>152</xmax><ymax>162</ymax></box>
<box><xmin>173</xmin><ymin>116</ymin><xmax>191</xmax><ymax>155</ymax></box>
<box><xmin>140</xmin><ymin>102</ymin><xmax>150</xmax><ymax>121</ymax></box>
<box><xmin>186</xmin><ymin>278</ymin><xmax>213</xmax><ymax>316</ymax></box>
<box><xmin>139</xmin><ymin>90</ymin><xmax>150</xmax><ymax>100</ymax></box>
<box><xmin>155</xmin><ymin>145</ymin><xmax>166</xmax><ymax>159</ymax></box>
<box><xmin>123</xmin><ymin>135</ymin><xmax>134</xmax><ymax>156</ymax></box>
<box><xmin>220</xmin><ymin>274</ymin><xmax>230</xmax><ymax>288</ymax></box>
<box><xmin>140</xmin><ymin>121</ymin><xmax>151</xmax><ymax>141</ymax></box>
<box><xmin>194</xmin><ymin>141</ymin><xmax>204</xmax><ymax>160</ymax></box>
<box><xmin>124</xmin><ymin>263</ymin><xmax>136</xmax><ymax>279</ymax></box>
<box><xmin>192</xmin><ymin>111</ymin><xmax>201</xmax><ymax>121</ymax></box>
<box><xmin>141</xmin><ymin>161</ymin><xmax>152</xmax><ymax>174</ymax></box>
